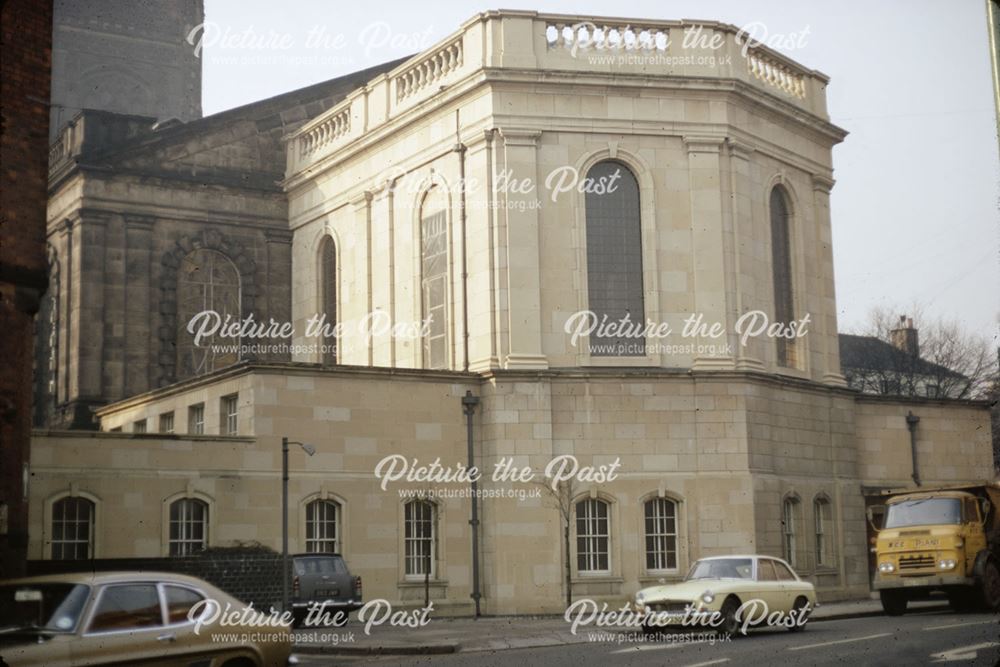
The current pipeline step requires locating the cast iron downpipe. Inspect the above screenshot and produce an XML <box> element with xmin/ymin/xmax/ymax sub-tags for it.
<box><xmin>462</xmin><ymin>390</ymin><xmax>482</xmax><ymax>616</ymax></box>
<box><xmin>906</xmin><ymin>411</ymin><xmax>921</xmax><ymax>486</ymax></box>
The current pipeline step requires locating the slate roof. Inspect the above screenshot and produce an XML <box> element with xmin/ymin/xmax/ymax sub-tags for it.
<box><xmin>53</xmin><ymin>56</ymin><xmax>411</xmax><ymax>191</ymax></box>
<box><xmin>838</xmin><ymin>333</ymin><xmax>963</xmax><ymax>378</ymax></box>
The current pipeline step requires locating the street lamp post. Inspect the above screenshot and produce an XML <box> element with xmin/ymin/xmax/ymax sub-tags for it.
<box><xmin>281</xmin><ymin>436</ymin><xmax>316</xmax><ymax>614</ymax></box>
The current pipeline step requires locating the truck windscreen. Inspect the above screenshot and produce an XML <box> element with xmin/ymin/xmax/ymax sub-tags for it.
<box><xmin>884</xmin><ymin>498</ymin><xmax>961</xmax><ymax>528</ymax></box>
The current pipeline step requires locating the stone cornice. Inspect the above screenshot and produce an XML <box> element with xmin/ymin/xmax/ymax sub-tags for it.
<box><xmin>683</xmin><ymin>135</ymin><xmax>726</xmax><ymax>154</ymax></box>
<box><xmin>811</xmin><ymin>174</ymin><xmax>836</xmax><ymax>193</ymax></box>
<box><xmin>123</xmin><ymin>212</ymin><xmax>156</xmax><ymax>229</ymax></box>
<box><xmin>498</xmin><ymin>128</ymin><xmax>542</xmax><ymax>147</ymax></box>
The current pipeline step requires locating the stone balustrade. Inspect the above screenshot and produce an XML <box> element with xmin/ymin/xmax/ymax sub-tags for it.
<box><xmin>287</xmin><ymin>11</ymin><xmax>831</xmax><ymax>177</ymax></box>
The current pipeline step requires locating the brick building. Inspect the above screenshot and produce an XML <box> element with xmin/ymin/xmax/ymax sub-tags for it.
<box><xmin>1</xmin><ymin>0</ymin><xmax>53</xmax><ymax>578</ymax></box>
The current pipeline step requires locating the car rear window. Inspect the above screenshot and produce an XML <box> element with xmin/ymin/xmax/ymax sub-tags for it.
<box><xmin>164</xmin><ymin>585</ymin><xmax>205</xmax><ymax>624</ymax></box>
<box><xmin>294</xmin><ymin>556</ymin><xmax>346</xmax><ymax>575</ymax></box>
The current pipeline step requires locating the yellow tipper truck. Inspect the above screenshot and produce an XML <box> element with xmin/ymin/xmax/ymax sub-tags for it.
<box><xmin>870</xmin><ymin>483</ymin><xmax>1000</xmax><ymax>615</ymax></box>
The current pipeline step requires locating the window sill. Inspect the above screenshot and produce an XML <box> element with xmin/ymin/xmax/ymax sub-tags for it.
<box><xmin>398</xmin><ymin>579</ymin><xmax>449</xmax><ymax>588</ymax></box>
<box><xmin>639</xmin><ymin>573</ymin><xmax>682</xmax><ymax>584</ymax></box>
<box><xmin>571</xmin><ymin>575</ymin><xmax>624</xmax><ymax>584</ymax></box>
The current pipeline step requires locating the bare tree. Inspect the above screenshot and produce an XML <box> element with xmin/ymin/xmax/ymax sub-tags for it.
<box><xmin>536</xmin><ymin>477</ymin><xmax>577</xmax><ymax>608</ymax></box>
<box><xmin>844</xmin><ymin>306</ymin><xmax>997</xmax><ymax>400</ymax></box>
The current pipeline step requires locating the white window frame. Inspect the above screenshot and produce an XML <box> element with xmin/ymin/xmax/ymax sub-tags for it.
<box><xmin>576</xmin><ymin>498</ymin><xmax>611</xmax><ymax>575</ymax></box>
<box><xmin>188</xmin><ymin>403</ymin><xmax>205</xmax><ymax>435</ymax></box>
<box><xmin>404</xmin><ymin>500</ymin><xmax>436</xmax><ymax>579</ymax></box>
<box><xmin>159</xmin><ymin>412</ymin><xmax>174</xmax><ymax>434</ymax></box>
<box><xmin>644</xmin><ymin>497</ymin><xmax>678</xmax><ymax>573</ymax></box>
<box><xmin>51</xmin><ymin>496</ymin><xmax>95</xmax><ymax>560</ymax></box>
<box><xmin>168</xmin><ymin>498</ymin><xmax>208</xmax><ymax>556</ymax></box>
<box><xmin>221</xmin><ymin>394</ymin><xmax>238</xmax><ymax>435</ymax></box>
<box><xmin>305</xmin><ymin>499</ymin><xmax>340</xmax><ymax>553</ymax></box>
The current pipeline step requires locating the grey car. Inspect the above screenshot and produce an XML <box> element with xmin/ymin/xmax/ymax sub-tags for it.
<box><xmin>290</xmin><ymin>554</ymin><xmax>362</xmax><ymax>627</ymax></box>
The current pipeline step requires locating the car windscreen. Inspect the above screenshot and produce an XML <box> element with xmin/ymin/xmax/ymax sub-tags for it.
<box><xmin>0</xmin><ymin>583</ymin><xmax>90</xmax><ymax>633</ymax></box>
<box><xmin>685</xmin><ymin>558</ymin><xmax>753</xmax><ymax>580</ymax></box>
<box><xmin>294</xmin><ymin>557</ymin><xmax>347</xmax><ymax>575</ymax></box>
<box><xmin>884</xmin><ymin>498</ymin><xmax>961</xmax><ymax>528</ymax></box>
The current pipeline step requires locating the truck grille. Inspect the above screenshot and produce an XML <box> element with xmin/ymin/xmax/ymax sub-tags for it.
<box><xmin>898</xmin><ymin>555</ymin><xmax>935</xmax><ymax>572</ymax></box>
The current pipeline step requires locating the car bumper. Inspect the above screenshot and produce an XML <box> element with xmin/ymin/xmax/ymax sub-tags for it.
<box><xmin>873</xmin><ymin>574</ymin><xmax>973</xmax><ymax>590</ymax></box>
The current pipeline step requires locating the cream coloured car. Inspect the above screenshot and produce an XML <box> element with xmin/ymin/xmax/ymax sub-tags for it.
<box><xmin>632</xmin><ymin>555</ymin><xmax>817</xmax><ymax>637</ymax></box>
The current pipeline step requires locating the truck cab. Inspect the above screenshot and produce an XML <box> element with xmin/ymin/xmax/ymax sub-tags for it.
<box><xmin>871</xmin><ymin>484</ymin><xmax>999</xmax><ymax>615</ymax></box>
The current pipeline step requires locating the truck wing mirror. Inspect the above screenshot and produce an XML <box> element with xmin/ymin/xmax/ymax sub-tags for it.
<box><xmin>866</xmin><ymin>506</ymin><xmax>876</xmax><ymax>531</ymax></box>
<box><xmin>980</xmin><ymin>499</ymin><xmax>991</xmax><ymax>525</ymax></box>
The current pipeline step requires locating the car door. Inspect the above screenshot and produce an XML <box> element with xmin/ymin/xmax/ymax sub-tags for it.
<box><xmin>154</xmin><ymin>583</ymin><xmax>230</xmax><ymax>666</ymax></box>
<box><xmin>771</xmin><ymin>559</ymin><xmax>800</xmax><ymax>612</ymax></box>
<box><xmin>71</xmin><ymin>583</ymin><xmax>175</xmax><ymax>666</ymax></box>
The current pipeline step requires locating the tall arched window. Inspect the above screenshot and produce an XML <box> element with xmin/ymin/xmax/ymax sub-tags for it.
<box><xmin>306</xmin><ymin>499</ymin><xmax>340</xmax><ymax>553</ymax></box>
<box><xmin>814</xmin><ymin>496</ymin><xmax>834</xmax><ymax>567</ymax></box>
<box><xmin>770</xmin><ymin>186</ymin><xmax>795</xmax><ymax>367</ymax></box>
<box><xmin>176</xmin><ymin>249</ymin><xmax>241</xmax><ymax>378</ymax></box>
<box><xmin>51</xmin><ymin>496</ymin><xmax>94</xmax><ymax>560</ymax></box>
<box><xmin>319</xmin><ymin>236</ymin><xmax>338</xmax><ymax>364</ymax></box>
<box><xmin>585</xmin><ymin>161</ymin><xmax>644</xmax><ymax>356</ymax></box>
<box><xmin>168</xmin><ymin>498</ymin><xmax>208</xmax><ymax>556</ymax></box>
<box><xmin>576</xmin><ymin>498</ymin><xmax>611</xmax><ymax>573</ymax></box>
<box><xmin>420</xmin><ymin>188</ymin><xmax>449</xmax><ymax>369</ymax></box>
<box><xmin>782</xmin><ymin>495</ymin><xmax>801</xmax><ymax>567</ymax></box>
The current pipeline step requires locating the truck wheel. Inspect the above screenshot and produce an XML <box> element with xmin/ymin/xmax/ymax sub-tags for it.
<box><xmin>879</xmin><ymin>590</ymin><xmax>907</xmax><ymax>616</ymax></box>
<box><xmin>947</xmin><ymin>590</ymin><xmax>977</xmax><ymax>613</ymax></box>
<box><xmin>979</xmin><ymin>559</ymin><xmax>1000</xmax><ymax>611</ymax></box>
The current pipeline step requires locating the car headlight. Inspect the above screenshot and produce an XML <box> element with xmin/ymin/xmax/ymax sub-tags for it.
<box><xmin>635</xmin><ymin>591</ymin><xmax>646</xmax><ymax>605</ymax></box>
<box><xmin>878</xmin><ymin>562</ymin><xmax>895</xmax><ymax>573</ymax></box>
<box><xmin>938</xmin><ymin>559</ymin><xmax>956</xmax><ymax>570</ymax></box>
<box><xmin>700</xmin><ymin>591</ymin><xmax>715</xmax><ymax>604</ymax></box>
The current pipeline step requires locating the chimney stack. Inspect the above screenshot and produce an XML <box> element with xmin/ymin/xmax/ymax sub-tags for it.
<box><xmin>890</xmin><ymin>315</ymin><xmax>919</xmax><ymax>357</ymax></box>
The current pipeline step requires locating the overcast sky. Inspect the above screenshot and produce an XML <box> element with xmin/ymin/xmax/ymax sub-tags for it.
<box><xmin>201</xmin><ymin>0</ymin><xmax>1000</xmax><ymax>342</ymax></box>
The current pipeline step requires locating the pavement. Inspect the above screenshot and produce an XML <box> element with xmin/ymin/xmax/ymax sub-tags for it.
<box><xmin>294</xmin><ymin>610</ymin><xmax>1000</xmax><ymax>666</ymax></box>
<box><xmin>292</xmin><ymin>597</ymin><xmax>953</xmax><ymax>656</ymax></box>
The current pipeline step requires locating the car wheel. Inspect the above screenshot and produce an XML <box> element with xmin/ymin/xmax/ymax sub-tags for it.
<box><xmin>979</xmin><ymin>558</ymin><xmax>1000</xmax><ymax>611</ymax></box>
<box><xmin>879</xmin><ymin>589</ymin><xmax>907</xmax><ymax>616</ymax></box>
<box><xmin>787</xmin><ymin>596</ymin><xmax>810</xmax><ymax>632</ymax></box>
<box><xmin>717</xmin><ymin>597</ymin><xmax>741</xmax><ymax>639</ymax></box>
<box><xmin>642</xmin><ymin>622</ymin><xmax>659</xmax><ymax>638</ymax></box>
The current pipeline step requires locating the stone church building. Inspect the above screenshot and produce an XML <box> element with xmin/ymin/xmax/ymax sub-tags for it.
<box><xmin>31</xmin><ymin>11</ymin><xmax>992</xmax><ymax>614</ymax></box>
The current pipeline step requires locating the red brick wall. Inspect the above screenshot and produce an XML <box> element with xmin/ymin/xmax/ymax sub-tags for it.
<box><xmin>0</xmin><ymin>0</ymin><xmax>53</xmax><ymax>578</ymax></box>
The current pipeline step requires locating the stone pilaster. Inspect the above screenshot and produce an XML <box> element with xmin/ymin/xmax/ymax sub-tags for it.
<box><xmin>265</xmin><ymin>229</ymin><xmax>293</xmax><ymax>362</ymax></box>
<box><xmin>370</xmin><ymin>185</ymin><xmax>394</xmax><ymax>367</ymax></box>
<box><xmin>811</xmin><ymin>175</ymin><xmax>846</xmax><ymax>387</ymax></box>
<box><xmin>727</xmin><ymin>139</ymin><xmax>766</xmax><ymax>373</ymax></box>
<box><xmin>464</xmin><ymin>129</ymin><xmax>500</xmax><ymax>371</ymax></box>
<box><xmin>350</xmin><ymin>191</ymin><xmax>374</xmax><ymax>367</ymax></box>
<box><xmin>684</xmin><ymin>135</ymin><xmax>735</xmax><ymax>371</ymax></box>
<box><xmin>497</xmin><ymin>128</ymin><xmax>547</xmax><ymax>369</ymax></box>
<box><xmin>123</xmin><ymin>213</ymin><xmax>154</xmax><ymax>397</ymax></box>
